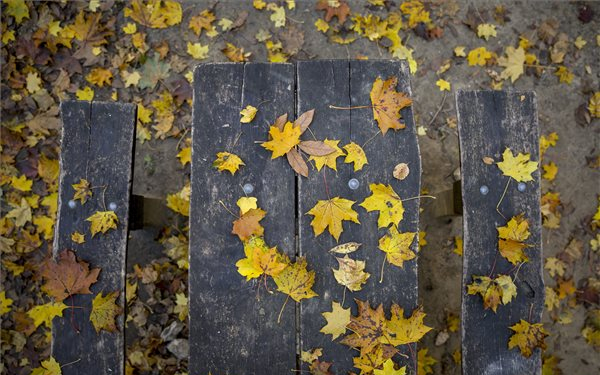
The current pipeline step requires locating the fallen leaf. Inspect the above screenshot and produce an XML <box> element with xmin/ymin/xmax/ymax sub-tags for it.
<box><xmin>417</xmin><ymin>348</ymin><xmax>437</xmax><ymax>375</ymax></box>
<box><xmin>554</xmin><ymin>66</ymin><xmax>573</xmax><ymax>84</ymax></box>
<box><xmin>497</xmin><ymin>214</ymin><xmax>531</xmax><ymax>264</ymax></box>
<box><xmin>298</xmin><ymin>140</ymin><xmax>336</xmax><ymax>157</ymax></box>
<box><xmin>4</xmin><ymin>0</ymin><xmax>30</xmax><ymax>24</ymax></box>
<box><xmin>320</xmin><ymin>301</ymin><xmax>351</xmax><ymax>340</ymax></box>
<box><xmin>316</xmin><ymin>0</ymin><xmax>350</xmax><ymax>23</ymax></box>
<box><xmin>213</xmin><ymin>152</ymin><xmax>245</xmax><ymax>174</ymax></box>
<box><xmin>343</xmin><ymin>142</ymin><xmax>368</xmax><ymax>171</ymax></box>
<box><xmin>262</xmin><ymin>121</ymin><xmax>301</xmax><ymax>159</ymax></box>
<box><xmin>90</xmin><ymin>291</ymin><xmax>122</xmax><ymax>333</ymax></box>
<box><xmin>6</xmin><ymin>198</ymin><xmax>32</xmax><ymax>227</ymax></box>
<box><xmin>237</xmin><ymin>197</ymin><xmax>258</xmax><ymax>215</ymax></box>
<box><xmin>393</xmin><ymin>163</ymin><xmax>409</xmax><ymax>180</ymax></box>
<box><xmin>542</xmin><ymin>162</ymin><xmax>558</xmax><ymax>181</ymax></box>
<box><xmin>86</xmin><ymin>67</ymin><xmax>113</xmax><ymax>87</ymax></box>
<box><xmin>544</xmin><ymin>257</ymin><xmax>566</xmax><ymax>278</ymax></box>
<box><xmin>477</xmin><ymin>23</ymin><xmax>497</xmax><ymax>40</ymax></box>
<box><xmin>382</xmin><ymin>304</ymin><xmax>432</xmax><ymax>346</ymax></box>
<box><xmin>508</xmin><ymin>319</ymin><xmax>548</xmax><ymax>358</ymax></box>
<box><xmin>436</xmin><ymin>79</ymin><xmax>451</xmax><ymax>91</ymax></box>
<box><xmin>287</xmin><ymin>148</ymin><xmax>309</xmax><ymax>177</ymax></box>
<box><xmin>39</xmin><ymin>250</ymin><xmax>100</xmax><ymax>302</ymax></box>
<box><xmin>138</xmin><ymin>53</ymin><xmax>171</xmax><ymax>90</ymax></box>
<box><xmin>30</xmin><ymin>357</ymin><xmax>61</xmax><ymax>375</ymax></box>
<box><xmin>72</xmin><ymin>178</ymin><xmax>92</xmax><ymax>204</ymax></box>
<box><xmin>189</xmin><ymin>9</ymin><xmax>216</xmax><ymax>36</ymax></box>
<box><xmin>235</xmin><ymin>237</ymin><xmax>288</xmax><ymax>280</ymax></box>
<box><xmin>467</xmin><ymin>47</ymin><xmax>492</xmax><ymax>66</ymax></box>
<box><xmin>309</xmin><ymin>360</ymin><xmax>333</xmax><ymax>375</ymax></box>
<box><xmin>498</xmin><ymin>46</ymin><xmax>525</xmax><ymax>83</ymax></box>
<box><xmin>308</xmin><ymin>139</ymin><xmax>345</xmax><ymax>171</ymax></box>
<box><xmin>232</xmin><ymin>208</ymin><xmax>266</xmax><ymax>241</ymax></box>
<box><xmin>186</xmin><ymin>42</ymin><xmax>209</xmax><ymax>60</ymax></box>
<box><xmin>27</xmin><ymin>302</ymin><xmax>68</xmax><ymax>328</ymax></box>
<box><xmin>360</xmin><ymin>183</ymin><xmax>405</xmax><ymax>228</ymax></box>
<box><xmin>374</xmin><ymin>359</ymin><xmax>406</xmax><ymax>375</ymax></box>
<box><xmin>370</xmin><ymin>76</ymin><xmax>413</xmax><ymax>134</ymax></box>
<box><xmin>240</xmin><ymin>105</ymin><xmax>258</xmax><ymax>123</ymax></box>
<box><xmin>307</xmin><ymin>197</ymin><xmax>360</xmax><ymax>241</ymax></box>
<box><xmin>11</xmin><ymin>175</ymin><xmax>32</xmax><ymax>192</ymax></box>
<box><xmin>301</xmin><ymin>348</ymin><xmax>323</xmax><ymax>363</ymax></box>
<box><xmin>378</xmin><ymin>227</ymin><xmax>416</xmax><ymax>267</ymax></box>
<box><xmin>177</xmin><ymin>146</ymin><xmax>191</xmax><ymax>166</ymax></box>
<box><xmin>273</xmin><ymin>257</ymin><xmax>317</xmax><ymax>302</ymax></box>
<box><xmin>332</xmin><ymin>255</ymin><xmax>370</xmax><ymax>291</ymax></box>
<box><xmin>222</xmin><ymin>42</ymin><xmax>251</xmax><ymax>62</ymax></box>
<box><xmin>467</xmin><ymin>274</ymin><xmax>517</xmax><ymax>312</ymax></box>
<box><xmin>329</xmin><ymin>242</ymin><xmax>362</xmax><ymax>254</ymax></box>
<box><xmin>86</xmin><ymin>211</ymin><xmax>118</xmax><ymax>237</ymax></box>
<box><xmin>497</xmin><ymin>147</ymin><xmax>538</xmax><ymax>182</ymax></box>
<box><xmin>71</xmin><ymin>231</ymin><xmax>85</xmax><ymax>244</ymax></box>
<box><xmin>0</xmin><ymin>291</ymin><xmax>13</xmax><ymax>315</ymax></box>
<box><xmin>340</xmin><ymin>300</ymin><xmax>386</xmax><ymax>356</ymax></box>
<box><xmin>125</xmin><ymin>0</ymin><xmax>182</xmax><ymax>29</ymax></box>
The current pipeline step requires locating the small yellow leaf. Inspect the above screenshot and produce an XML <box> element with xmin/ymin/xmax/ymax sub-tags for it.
<box><xmin>554</xmin><ymin>66</ymin><xmax>573</xmax><ymax>84</ymax></box>
<box><xmin>262</xmin><ymin>121</ymin><xmax>302</xmax><ymax>159</ymax></box>
<box><xmin>7</xmin><ymin>198</ymin><xmax>32</xmax><ymax>227</ymax></box>
<box><xmin>477</xmin><ymin>23</ymin><xmax>497</xmax><ymax>40</ymax></box>
<box><xmin>27</xmin><ymin>302</ymin><xmax>68</xmax><ymax>328</ymax></box>
<box><xmin>122</xmin><ymin>71</ymin><xmax>141</xmax><ymax>88</ymax></box>
<box><xmin>90</xmin><ymin>291</ymin><xmax>122</xmax><ymax>333</ymax></box>
<box><xmin>360</xmin><ymin>183</ymin><xmax>405</xmax><ymax>228</ymax></box>
<box><xmin>11</xmin><ymin>175</ymin><xmax>32</xmax><ymax>192</ymax></box>
<box><xmin>86</xmin><ymin>211</ymin><xmax>118</xmax><ymax>237</ymax></box>
<box><xmin>26</xmin><ymin>72</ymin><xmax>42</xmax><ymax>94</ymax></box>
<box><xmin>71</xmin><ymin>231</ymin><xmax>85</xmax><ymax>244</ymax></box>
<box><xmin>508</xmin><ymin>319</ymin><xmax>548</xmax><ymax>358</ymax></box>
<box><xmin>237</xmin><ymin>197</ymin><xmax>258</xmax><ymax>215</ymax></box>
<box><xmin>1</xmin><ymin>291</ymin><xmax>14</xmax><ymax>315</ymax></box>
<box><xmin>467</xmin><ymin>274</ymin><xmax>517</xmax><ymax>313</ymax></box>
<box><xmin>496</xmin><ymin>147</ymin><xmax>538</xmax><ymax>182</ymax></box>
<box><xmin>268</xmin><ymin>3</ymin><xmax>286</xmax><ymax>28</ymax></box>
<box><xmin>123</xmin><ymin>22</ymin><xmax>137</xmax><ymax>34</ymax></box>
<box><xmin>497</xmin><ymin>214</ymin><xmax>531</xmax><ymax>265</ymax></box>
<box><xmin>30</xmin><ymin>357</ymin><xmax>62</xmax><ymax>375</ymax></box>
<box><xmin>5</xmin><ymin>0</ymin><xmax>30</xmax><ymax>24</ymax></box>
<box><xmin>436</xmin><ymin>79</ymin><xmax>450</xmax><ymax>91</ymax></box>
<box><xmin>382</xmin><ymin>304</ymin><xmax>433</xmax><ymax>346</ymax></box>
<box><xmin>588</xmin><ymin>92</ymin><xmax>600</xmax><ymax>118</ymax></box>
<box><xmin>544</xmin><ymin>257</ymin><xmax>565</xmax><ymax>278</ymax></box>
<box><xmin>574</xmin><ymin>36</ymin><xmax>587</xmax><ymax>49</ymax></box>
<box><xmin>174</xmin><ymin>292</ymin><xmax>188</xmax><ymax>321</ymax></box>
<box><xmin>273</xmin><ymin>257</ymin><xmax>317</xmax><ymax>302</ymax></box>
<box><xmin>498</xmin><ymin>46</ymin><xmax>525</xmax><ymax>83</ymax></box>
<box><xmin>343</xmin><ymin>142</ymin><xmax>368</xmax><ymax>171</ymax></box>
<box><xmin>240</xmin><ymin>105</ymin><xmax>258</xmax><ymax>123</ymax></box>
<box><xmin>315</xmin><ymin>18</ymin><xmax>330</xmax><ymax>33</ymax></box>
<box><xmin>378</xmin><ymin>227</ymin><xmax>416</xmax><ymax>268</ymax></box>
<box><xmin>454</xmin><ymin>46</ymin><xmax>466</xmax><ymax>57</ymax></box>
<box><xmin>166</xmin><ymin>184</ymin><xmax>190</xmax><ymax>216</ymax></box>
<box><xmin>186</xmin><ymin>42</ymin><xmax>209</xmax><ymax>60</ymax></box>
<box><xmin>542</xmin><ymin>162</ymin><xmax>558</xmax><ymax>181</ymax></box>
<box><xmin>332</xmin><ymin>255</ymin><xmax>370</xmax><ymax>291</ymax></box>
<box><xmin>467</xmin><ymin>47</ymin><xmax>492</xmax><ymax>66</ymax></box>
<box><xmin>320</xmin><ymin>301</ymin><xmax>351</xmax><ymax>340</ymax></box>
<box><xmin>76</xmin><ymin>87</ymin><xmax>94</xmax><ymax>101</ymax></box>
<box><xmin>253</xmin><ymin>0</ymin><xmax>267</xmax><ymax>9</ymax></box>
<box><xmin>213</xmin><ymin>152</ymin><xmax>245</xmax><ymax>174</ymax></box>
<box><xmin>86</xmin><ymin>68</ymin><xmax>113</xmax><ymax>87</ymax></box>
<box><xmin>177</xmin><ymin>147</ymin><xmax>191</xmax><ymax>166</ymax></box>
<box><xmin>417</xmin><ymin>348</ymin><xmax>436</xmax><ymax>375</ymax></box>
<box><xmin>307</xmin><ymin>197</ymin><xmax>359</xmax><ymax>241</ymax></box>
<box><xmin>329</xmin><ymin>242</ymin><xmax>362</xmax><ymax>254</ymax></box>
<box><xmin>309</xmin><ymin>139</ymin><xmax>345</xmax><ymax>171</ymax></box>
<box><xmin>72</xmin><ymin>178</ymin><xmax>92</xmax><ymax>204</ymax></box>
<box><xmin>374</xmin><ymin>359</ymin><xmax>406</xmax><ymax>375</ymax></box>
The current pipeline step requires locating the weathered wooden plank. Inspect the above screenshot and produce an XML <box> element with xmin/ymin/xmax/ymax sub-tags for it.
<box><xmin>457</xmin><ymin>91</ymin><xmax>543</xmax><ymax>375</ymax></box>
<box><xmin>53</xmin><ymin>101</ymin><xmax>136</xmax><ymax>375</ymax></box>
<box><xmin>297</xmin><ymin>60</ymin><xmax>420</xmax><ymax>373</ymax></box>
<box><xmin>189</xmin><ymin>63</ymin><xmax>296</xmax><ymax>374</ymax></box>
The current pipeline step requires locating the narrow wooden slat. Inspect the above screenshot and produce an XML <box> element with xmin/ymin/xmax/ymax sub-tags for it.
<box><xmin>189</xmin><ymin>63</ymin><xmax>296</xmax><ymax>374</ymax></box>
<box><xmin>53</xmin><ymin>101</ymin><xmax>136</xmax><ymax>375</ymax></box>
<box><xmin>457</xmin><ymin>91</ymin><xmax>543</xmax><ymax>375</ymax></box>
<box><xmin>297</xmin><ymin>60</ymin><xmax>420</xmax><ymax>373</ymax></box>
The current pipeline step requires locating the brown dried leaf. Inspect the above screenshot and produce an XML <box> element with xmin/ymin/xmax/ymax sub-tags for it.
<box><xmin>299</xmin><ymin>140</ymin><xmax>335</xmax><ymax>156</ymax></box>
<box><xmin>39</xmin><ymin>250</ymin><xmax>100</xmax><ymax>302</ymax></box>
<box><xmin>287</xmin><ymin>148</ymin><xmax>309</xmax><ymax>177</ymax></box>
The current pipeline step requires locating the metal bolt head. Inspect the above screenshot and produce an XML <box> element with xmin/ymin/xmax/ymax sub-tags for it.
<box><xmin>479</xmin><ymin>185</ymin><xmax>489</xmax><ymax>195</ymax></box>
<box><xmin>243</xmin><ymin>183</ymin><xmax>254</xmax><ymax>194</ymax></box>
<box><xmin>517</xmin><ymin>182</ymin><xmax>526</xmax><ymax>192</ymax></box>
<box><xmin>68</xmin><ymin>200</ymin><xmax>76</xmax><ymax>209</ymax></box>
<box><xmin>348</xmin><ymin>178</ymin><xmax>360</xmax><ymax>190</ymax></box>
<box><xmin>108</xmin><ymin>202</ymin><xmax>117</xmax><ymax>211</ymax></box>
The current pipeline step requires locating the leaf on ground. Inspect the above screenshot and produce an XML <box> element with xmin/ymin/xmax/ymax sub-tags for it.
<box><xmin>262</xmin><ymin>121</ymin><xmax>302</xmax><ymax>159</ymax></box>
<box><xmin>309</xmin><ymin>360</ymin><xmax>333</xmax><ymax>375</ymax></box>
<box><xmin>30</xmin><ymin>357</ymin><xmax>61</xmax><ymax>375</ymax></box>
<box><xmin>498</xmin><ymin>46</ymin><xmax>525</xmax><ymax>83</ymax></box>
<box><xmin>360</xmin><ymin>183</ymin><xmax>405</xmax><ymax>229</ymax></box>
<box><xmin>301</xmin><ymin>348</ymin><xmax>323</xmax><ymax>363</ymax></box>
<box><xmin>11</xmin><ymin>175</ymin><xmax>32</xmax><ymax>191</ymax></box>
<box><xmin>237</xmin><ymin>197</ymin><xmax>258</xmax><ymax>215</ymax></box>
<box><xmin>477</xmin><ymin>23</ymin><xmax>497</xmax><ymax>40</ymax></box>
<box><xmin>189</xmin><ymin>9</ymin><xmax>216</xmax><ymax>36</ymax></box>
<box><xmin>329</xmin><ymin>242</ymin><xmax>361</xmax><ymax>254</ymax></box>
<box><xmin>232</xmin><ymin>208</ymin><xmax>266</xmax><ymax>241</ymax></box>
<box><xmin>508</xmin><ymin>319</ymin><xmax>548</xmax><ymax>358</ymax></box>
<box><xmin>340</xmin><ymin>299</ymin><xmax>386</xmax><ymax>356</ymax></box>
<box><xmin>222</xmin><ymin>42</ymin><xmax>251</xmax><ymax>62</ymax></box>
<box><xmin>467</xmin><ymin>274</ymin><xmax>517</xmax><ymax>312</ymax></box>
<box><xmin>374</xmin><ymin>359</ymin><xmax>406</xmax><ymax>375</ymax></box>
<box><xmin>497</xmin><ymin>147</ymin><xmax>538</xmax><ymax>182</ymax></box>
<box><xmin>353</xmin><ymin>345</ymin><xmax>396</xmax><ymax>374</ymax></box>
<box><xmin>378</xmin><ymin>227</ymin><xmax>416</xmax><ymax>268</ymax></box>
<box><xmin>177</xmin><ymin>146</ymin><xmax>191</xmax><ymax>166</ymax></box>
<box><xmin>370</xmin><ymin>76</ymin><xmax>412</xmax><ymax>134</ymax></box>
<box><xmin>497</xmin><ymin>214</ymin><xmax>531</xmax><ymax>264</ymax></box>
<box><xmin>542</xmin><ymin>162</ymin><xmax>558</xmax><ymax>181</ymax></box>
<box><xmin>382</xmin><ymin>304</ymin><xmax>432</xmax><ymax>346</ymax></box>
<box><xmin>316</xmin><ymin>0</ymin><xmax>350</xmax><ymax>23</ymax></box>
<box><xmin>298</xmin><ymin>140</ymin><xmax>335</xmax><ymax>157</ymax></box>
<box><xmin>308</xmin><ymin>139</ymin><xmax>345</xmax><ymax>171</ymax></box>
<box><xmin>287</xmin><ymin>148</ymin><xmax>309</xmax><ymax>177</ymax></box>
<box><xmin>294</xmin><ymin>109</ymin><xmax>315</xmax><ymax>133</ymax></box>
<box><xmin>6</xmin><ymin>198</ymin><xmax>32</xmax><ymax>227</ymax></box>
<box><xmin>186</xmin><ymin>42</ymin><xmax>209</xmax><ymax>60</ymax></box>
<box><xmin>240</xmin><ymin>105</ymin><xmax>258</xmax><ymax>123</ymax></box>
<box><xmin>467</xmin><ymin>47</ymin><xmax>492</xmax><ymax>66</ymax></box>
<box><xmin>39</xmin><ymin>250</ymin><xmax>100</xmax><ymax>302</ymax></box>
<box><xmin>138</xmin><ymin>53</ymin><xmax>171</xmax><ymax>90</ymax></box>
<box><xmin>343</xmin><ymin>142</ymin><xmax>368</xmax><ymax>171</ymax></box>
<box><xmin>90</xmin><ymin>291</ymin><xmax>122</xmax><ymax>333</ymax></box>
<box><xmin>307</xmin><ymin>197</ymin><xmax>359</xmax><ymax>241</ymax></box>
<box><xmin>27</xmin><ymin>302</ymin><xmax>68</xmax><ymax>329</ymax></box>
<box><xmin>213</xmin><ymin>151</ymin><xmax>245</xmax><ymax>174</ymax></box>
<box><xmin>72</xmin><ymin>178</ymin><xmax>92</xmax><ymax>204</ymax></box>
<box><xmin>273</xmin><ymin>257</ymin><xmax>317</xmax><ymax>302</ymax></box>
<box><xmin>1</xmin><ymin>291</ymin><xmax>13</xmax><ymax>315</ymax></box>
<box><xmin>235</xmin><ymin>237</ymin><xmax>288</xmax><ymax>280</ymax></box>
<box><xmin>86</xmin><ymin>210</ymin><xmax>118</xmax><ymax>237</ymax></box>
<box><xmin>320</xmin><ymin>301</ymin><xmax>351</xmax><ymax>340</ymax></box>
<box><xmin>125</xmin><ymin>0</ymin><xmax>182</xmax><ymax>29</ymax></box>
<box><xmin>332</xmin><ymin>255</ymin><xmax>370</xmax><ymax>291</ymax></box>
<box><xmin>544</xmin><ymin>257</ymin><xmax>566</xmax><ymax>278</ymax></box>
<box><xmin>4</xmin><ymin>0</ymin><xmax>30</xmax><ymax>24</ymax></box>
<box><xmin>417</xmin><ymin>348</ymin><xmax>437</xmax><ymax>375</ymax></box>
<box><xmin>86</xmin><ymin>67</ymin><xmax>113</xmax><ymax>87</ymax></box>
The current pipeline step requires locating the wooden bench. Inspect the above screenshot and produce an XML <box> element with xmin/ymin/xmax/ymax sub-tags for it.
<box><xmin>51</xmin><ymin>63</ymin><xmax>544</xmax><ymax>375</ymax></box>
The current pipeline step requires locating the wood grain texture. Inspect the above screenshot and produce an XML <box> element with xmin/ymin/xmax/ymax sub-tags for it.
<box><xmin>53</xmin><ymin>101</ymin><xmax>136</xmax><ymax>375</ymax></box>
<box><xmin>189</xmin><ymin>63</ymin><xmax>296</xmax><ymax>374</ymax></box>
<box><xmin>297</xmin><ymin>60</ymin><xmax>420</xmax><ymax>374</ymax></box>
<box><xmin>456</xmin><ymin>91</ymin><xmax>543</xmax><ymax>375</ymax></box>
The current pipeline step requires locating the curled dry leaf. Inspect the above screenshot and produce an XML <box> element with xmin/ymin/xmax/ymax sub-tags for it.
<box><xmin>294</xmin><ymin>109</ymin><xmax>315</xmax><ymax>133</ymax></box>
<box><xmin>482</xmin><ymin>156</ymin><xmax>494</xmax><ymax>165</ymax></box>
<box><xmin>392</xmin><ymin>163</ymin><xmax>409</xmax><ymax>180</ymax></box>
<box><xmin>329</xmin><ymin>242</ymin><xmax>362</xmax><ymax>254</ymax></box>
<box><xmin>467</xmin><ymin>274</ymin><xmax>517</xmax><ymax>313</ymax></box>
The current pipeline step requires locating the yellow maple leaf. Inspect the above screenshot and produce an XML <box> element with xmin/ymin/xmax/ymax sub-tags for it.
<box><xmin>540</xmin><ymin>132</ymin><xmax>559</xmax><ymax>158</ymax></box>
<box><xmin>26</xmin><ymin>72</ymin><xmax>42</xmax><ymax>94</ymax></box>
<box><xmin>554</xmin><ymin>66</ymin><xmax>573</xmax><ymax>84</ymax></box>
<box><xmin>542</xmin><ymin>162</ymin><xmax>558</xmax><ymax>181</ymax></box>
<box><xmin>76</xmin><ymin>87</ymin><xmax>94</xmax><ymax>101</ymax></box>
<box><xmin>436</xmin><ymin>78</ymin><xmax>451</xmax><ymax>91</ymax></box>
<box><xmin>232</xmin><ymin>208</ymin><xmax>266</xmax><ymax>241</ymax></box>
<box><xmin>418</xmin><ymin>348</ymin><xmax>436</xmax><ymax>375</ymax></box>
<box><xmin>122</xmin><ymin>70</ymin><xmax>141</xmax><ymax>88</ymax></box>
<box><xmin>71</xmin><ymin>231</ymin><xmax>85</xmax><ymax>244</ymax></box>
<box><xmin>544</xmin><ymin>287</ymin><xmax>559</xmax><ymax>312</ymax></box>
<box><xmin>37</xmin><ymin>155</ymin><xmax>59</xmax><ymax>184</ymax></box>
<box><xmin>189</xmin><ymin>9</ymin><xmax>216</xmax><ymax>36</ymax></box>
<box><xmin>7</xmin><ymin>198</ymin><xmax>32</xmax><ymax>227</ymax></box>
<box><xmin>1</xmin><ymin>291</ymin><xmax>14</xmax><ymax>315</ymax></box>
<box><xmin>332</xmin><ymin>255</ymin><xmax>370</xmax><ymax>291</ymax></box>
<box><xmin>382</xmin><ymin>304</ymin><xmax>432</xmax><ymax>346</ymax></box>
<box><xmin>187</xmin><ymin>42</ymin><xmax>209</xmax><ymax>60</ymax></box>
<box><xmin>236</xmin><ymin>237</ymin><xmax>273</xmax><ymax>280</ymax></box>
<box><xmin>125</xmin><ymin>0</ymin><xmax>182</xmax><ymax>29</ymax></box>
<box><xmin>72</xmin><ymin>178</ymin><xmax>92</xmax><ymax>204</ymax></box>
<box><xmin>374</xmin><ymin>359</ymin><xmax>406</xmax><ymax>375</ymax></box>
<box><xmin>498</xmin><ymin>46</ymin><xmax>525</xmax><ymax>83</ymax></box>
<box><xmin>370</xmin><ymin>76</ymin><xmax>413</xmax><ymax>134</ymax></box>
<box><xmin>4</xmin><ymin>0</ymin><xmax>30</xmax><ymax>24</ymax></box>
<box><xmin>177</xmin><ymin>146</ymin><xmax>191</xmax><ymax>166</ymax></box>
<box><xmin>237</xmin><ymin>197</ymin><xmax>258</xmax><ymax>215</ymax></box>
<box><xmin>343</xmin><ymin>142</ymin><xmax>368</xmax><ymax>171</ymax></box>
<box><xmin>378</xmin><ymin>227</ymin><xmax>416</xmax><ymax>268</ymax></box>
<box><xmin>496</xmin><ymin>147</ymin><xmax>538</xmax><ymax>182</ymax></box>
<box><xmin>477</xmin><ymin>23</ymin><xmax>497</xmax><ymax>40</ymax></box>
<box><xmin>315</xmin><ymin>18</ymin><xmax>330</xmax><ymax>33</ymax></box>
<box><xmin>27</xmin><ymin>302</ymin><xmax>68</xmax><ymax>328</ymax></box>
<box><xmin>307</xmin><ymin>197</ymin><xmax>359</xmax><ymax>241</ymax></box>
<box><xmin>360</xmin><ymin>183</ymin><xmax>405</xmax><ymax>228</ymax></box>
<box><xmin>86</xmin><ymin>68</ymin><xmax>113</xmax><ymax>87</ymax></box>
<box><xmin>467</xmin><ymin>47</ymin><xmax>492</xmax><ymax>66</ymax></box>
<box><xmin>86</xmin><ymin>211</ymin><xmax>118</xmax><ymax>237</ymax></box>
<box><xmin>273</xmin><ymin>257</ymin><xmax>317</xmax><ymax>302</ymax></box>
<box><xmin>588</xmin><ymin>92</ymin><xmax>600</xmax><ymax>118</ymax></box>
<box><xmin>240</xmin><ymin>105</ymin><xmax>258</xmax><ymax>123</ymax></box>
<box><xmin>262</xmin><ymin>121</ymin><xmax>302</xmax><ymax>159</ymax></box>
<box><xmin>508</xmin><ymin>319</ymin><xmax>548</xmax><ymax>358</ymax></box>
<box><xmin>222</xmin><ymin>42</ymin><xmax>251</xmax><ymax>62</ymax></box>
<box><xmin>33</xmin><ymin>215</ymin><xmax>54</xmax><ymax>240</ymax></box>
<box><xmin>309</xmin><ymin>139</ymin><xmax>345</xmax><ymax>171</ymax></box>
<box><xmin>320</xmin><ymin>301</ymin><xmax>351</xmax><ymax>340</ymax></box>
<box><xmin>213</xmin><ymin>152</ymin><xmax>244</xmax><ymax>174</ymax></box>
<box><xmin>90</xmin><ymin>291</ymin><xmax>122</xmax><ymax>333</ymax></box>
<box><xmin>166</xmin><ymin>183</ymin><xmax>190</xmax><ymax>216</ymax></box>
<box><xmin>467</xmin><ymin>274</ymin><xmax>517</xmax><ymax>312</ymax></box>
<box><xmin>30</xmin><ymin>357</ymin><xmax>61</xmax><ymax>375</ymax></box>
<box><xmin>497</xmin><ymin>214</ymin><xmax>531</xmax><ymax>264</ymax></box>
<box><xmin>544</xmin><ymin>257</ymin><xmax>565</xmax><ymax>278</ymax></box>
<box><xmin>268</xmin><ymin>3</ymin><xmax>286</xmax><ymax>28</ymax></box>
<box><xmin>123</xmin><ymin>22</ymin><xmax>137</xmax><ymax>34</ymax></box>
<box><xmin>454</xmin><ymin>46</ymin><xmax>466</xmax><ymax>57</ymax></box>
<box><xmin>174</xmin><ymin>292</ymin><xmax>188</xmax><ymax>321</ymax></box>
<box><xmin>11</xmin><ymin>175</ymin><xmax>32</xmax><ymax>192</ymax></box>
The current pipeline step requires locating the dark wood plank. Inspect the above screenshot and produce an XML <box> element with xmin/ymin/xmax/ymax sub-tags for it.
<box><xmin>189</xmin><ymin>63</ymin><xmax>296</xmax><ymax>374</ymax></box>
<box><xmin>53</xmin><ymin>101</ymin><xmax>136</xmax><ymax>375</ymax></box>
<box><xmin>297</xmin><ymin>60</ymin><xmax>420</xmax><ymax>374</ymax></box>
<box><xmin>456</xmin><ymin>91</ymin><xmax>543</xmax><ymax>375</ymax></box>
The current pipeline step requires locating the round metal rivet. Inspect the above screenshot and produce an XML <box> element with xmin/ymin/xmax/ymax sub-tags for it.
<box><xmin>517</xmin><ymin>182</ymin><xmax>526</xmax><ymax>192</ymax></box>
<box><xmin>68</xmin><ymin>200</ymin><xmax>76</xmax><ymax>209</ymax></box>
<box><xmin>109</xmin><ymin>202</ymin><xmax>117</xmax><ymax>211</ymax></box>
<box><xmin>348</xmin><ymin>178</ymin><xmax>360</xmax><ymax>190</ymax></box>
<box><xmin>479</xmin><ymin>185</ymin><xmax>489</xmax><ymax>195</ymax></box>
<box><xmin>243</xmin><ymin>183</ymin><xmax>254</xmax><ymax>194</ymax></box>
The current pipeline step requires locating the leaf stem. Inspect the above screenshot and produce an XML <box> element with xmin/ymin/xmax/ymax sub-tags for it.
<box><xmin>218</xmin><ymin>200</ymin><xmax>239</xmax><ymax>219</ymax></box>
<box><xmin>496</xmin><ymin>178</ymin><xmax>511</xmax><ymax>219</ymax></box>
<box><xmin>277</xmin><ymin>295</ymin><xmax>290</xmax><ymax>324</ymax></box>
<box><xmin>401</xmin><ymin>195</ymin><xmax>437</xmax><ymax>202</ymax></box>
<box><xmin>379</xmin><ymin>256</ymin><xmax>386</xmax><ymax>283</ymax></box>
<box><xmin>328</xmin><ymin>104</ymin><xmax>372</xmax><ymax>110</ymax></box>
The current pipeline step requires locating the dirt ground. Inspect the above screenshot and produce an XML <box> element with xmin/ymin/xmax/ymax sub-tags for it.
<box><xmin>1</xmin><ymin>1</ymin><xmax>599</xmax><ymax>374</ymax></box>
